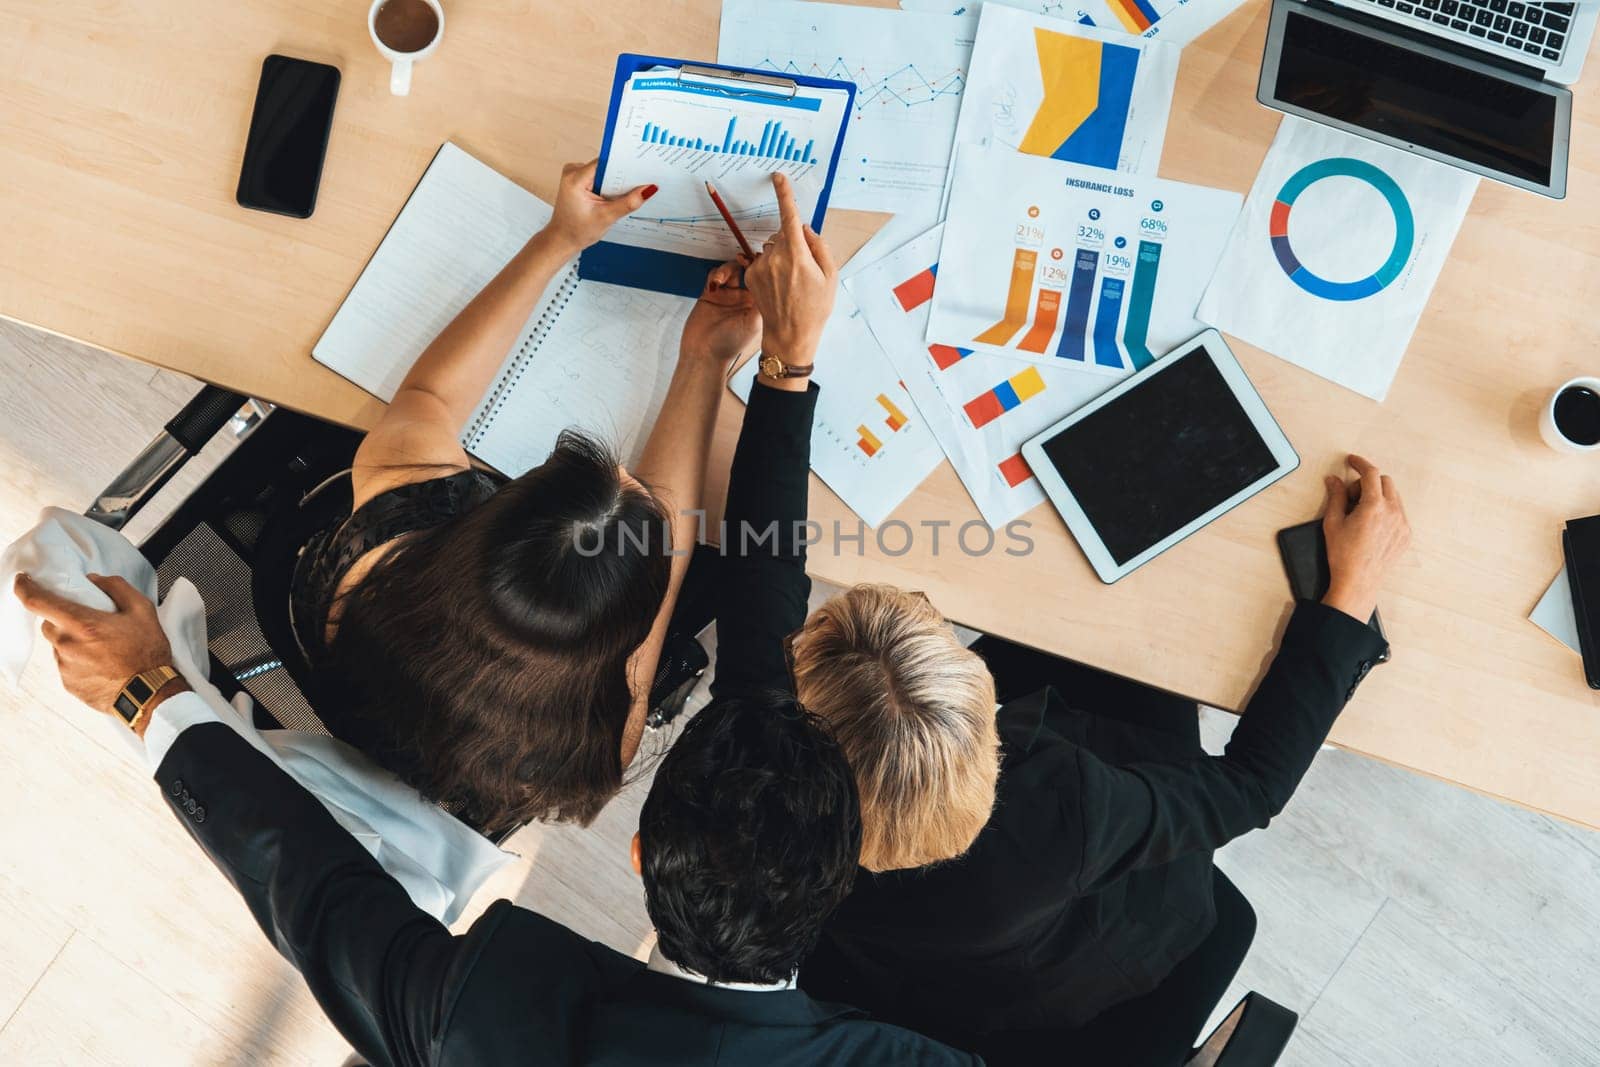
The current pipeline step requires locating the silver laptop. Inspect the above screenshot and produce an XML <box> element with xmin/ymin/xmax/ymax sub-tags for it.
<box><xmin>1260</xmin><ymin>0</ymin><xmax>1583</xmax><ymax>196</ymax></box>
<box><xmin>1330</xmin><ymin>0</ymin><xmax>1596</xmax><ymax>82</ymax></box>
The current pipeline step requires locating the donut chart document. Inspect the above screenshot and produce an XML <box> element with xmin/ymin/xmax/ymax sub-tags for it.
<box><xmin>928</xmin><ymin>144</ymin><xmax>1241</xmax><ymax>372</ymax></box>
<box><xmin>1197</xmin><ymin>117</ymin><xmax>1478</xmax><ymax>401</ymax></box>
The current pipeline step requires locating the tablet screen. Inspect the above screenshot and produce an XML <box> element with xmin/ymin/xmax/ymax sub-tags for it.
<box><xmin>1037</xmin><ymin>347</ymin><xmax>1279</xmax><ymax>565</ymax></box>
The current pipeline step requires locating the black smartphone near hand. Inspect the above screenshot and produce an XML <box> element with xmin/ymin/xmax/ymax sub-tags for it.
<box><xmin>236</xmin><ymin>55</ymin><xmax>340</xmax><ymax>219</ymax></box>
<box><xmin>1277</xmin><ymin>518</ymin><xmax>1390</xmax><ymax>662</ymax></box>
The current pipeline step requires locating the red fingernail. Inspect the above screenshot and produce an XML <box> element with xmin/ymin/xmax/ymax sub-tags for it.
<box><xmin>642</xmin><ymin>184</ymin><xmax>658</xmax><ymax>200</ymax></box>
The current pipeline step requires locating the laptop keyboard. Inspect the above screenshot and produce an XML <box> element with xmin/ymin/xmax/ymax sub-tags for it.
<box><xmin>1349</xmin><ymin>0</ymin><xmax>1574</xmax><ymax>63</ymax></box>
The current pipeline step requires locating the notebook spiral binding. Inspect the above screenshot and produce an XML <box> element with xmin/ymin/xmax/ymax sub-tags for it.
<box><xmin>463</xmin><ymin>265</ymin><xmax>582</xmax><ymax>449</ymax></box>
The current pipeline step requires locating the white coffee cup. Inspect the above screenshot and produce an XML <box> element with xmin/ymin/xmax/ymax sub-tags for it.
<box><xmin>1540</xmin><ymin>376</ymin><xmax>1600</xmax><ymax>454</ymax></box>
<box><xmin>368</xmin><ymin>0</ymin><xmax>444</xmax><ymax>97</ymax></box>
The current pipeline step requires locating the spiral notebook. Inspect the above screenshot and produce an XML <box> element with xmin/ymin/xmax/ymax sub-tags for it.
<box><xmin>313</xmin><ymin>142</ymin><xmax>692</xmax><ymax>475</ymax></box>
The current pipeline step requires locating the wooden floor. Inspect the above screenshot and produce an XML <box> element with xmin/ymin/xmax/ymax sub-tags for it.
<box><xmin>1</xmin><ymin>321</ymin><xmax>1598</xmax><ymax>1065</ymax></box>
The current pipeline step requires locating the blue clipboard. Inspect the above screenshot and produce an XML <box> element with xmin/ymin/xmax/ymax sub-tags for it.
<box><xmin>580</xmin><ymin>54</ymin><xmax>855</xmax><ymax>299</ymax></box>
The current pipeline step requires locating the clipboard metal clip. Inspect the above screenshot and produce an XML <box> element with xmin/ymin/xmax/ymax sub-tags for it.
<box><xmin>676</xmin><ymin>64</ymin><xmax>799</xmax><ymax>100</ymax></box>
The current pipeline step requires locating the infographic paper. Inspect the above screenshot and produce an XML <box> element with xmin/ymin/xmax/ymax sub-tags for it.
<box><xmin>929</xmin><ymin>144</ymin><xmax>1241</xmax><ymax>371</ymax></box>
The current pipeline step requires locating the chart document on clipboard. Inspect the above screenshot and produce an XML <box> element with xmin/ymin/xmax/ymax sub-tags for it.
<box><xmin>580</xmin><ymin>55</ymin><xmax>854</xmax><ymax>296</ymax></box>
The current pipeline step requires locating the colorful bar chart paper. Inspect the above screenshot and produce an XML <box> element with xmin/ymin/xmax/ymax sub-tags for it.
<box><xmin>975</xmin><ymin>249</ymin><xmax>1040</xmax><ymax>345</ymax></box>
<box><xmin>893</xmin><ymin>265</ymin><xmax>938</xmax><ymax>312</ymax></box>
<box><xmin>1123</xmin><ymin>240</ymin><xmax>1163</xmax><ymax>370</ymax></box>
<box><xmin>1092</xmin><ymin>277</ymin><xmax>1125</xmax><ymax>369</ymax></box>
<box><xmin>1108</xmin><ymin>0</ymin><xmax>1162</xmax><ymax>33</ymax></box>
<box><xmin>857</xmin><ymin>425</ymin><xmax>883</xmax><ymax>456</ymax></box>
<box><xmin>1055</xmin><ymin>248</ymin><xmax>1099</xmax><ymax>362</ymax></box>
<box><xmin>928</xmin><ymin>343</ymin><xmax>973</xmax><ymax>370</ymax></box>
<box><xmin>998</xmin><ymin>452</ymin><xmax>1033</xmax><ymax>488</ymax></box>
<box><xmin>963</xmin><ymin>366</ymin><xmax>1047</xmax><ymax>428</ymax></box>
<box><xmin>878</xmin><ymin>393</ymin><xmax>910</xmax><ymax>431</ymax></box>
<box><xmin>1017</xmin><ymin>288</ymin><xmax>1064</xmax><ymax>353</ymax></box>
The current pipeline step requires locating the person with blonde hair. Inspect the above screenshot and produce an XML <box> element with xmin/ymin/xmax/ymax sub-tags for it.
<box><xmin>718</xmin><ymin>405</ymin><xmax>1410</xmax><ymax>1065</ymax></box>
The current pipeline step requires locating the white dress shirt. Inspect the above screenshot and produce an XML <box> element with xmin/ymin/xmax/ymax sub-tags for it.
<box><xmin>646</xmin><ymin>943</ymin><xmax>797</xmax><ymax>992</ymax></box>
<box><xmin>1</xmin><ymin>507</ymin><xmax>510</xmax><ymax>924</ymax></box>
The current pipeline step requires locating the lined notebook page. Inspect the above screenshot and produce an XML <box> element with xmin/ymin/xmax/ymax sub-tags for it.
<box><xmin>469</xmin><ymin>279</ymin><xmax>690</xmax><ymax>475</ymax></box>
<box><xmin>314</xmin><ymin>142</ymin><xmax>693</xmax><ymax>476</ymax></box>
<box><xmin>314</xmin><ymin>143</ymin><xmax>555</xmax><ymax>403</ymax></box>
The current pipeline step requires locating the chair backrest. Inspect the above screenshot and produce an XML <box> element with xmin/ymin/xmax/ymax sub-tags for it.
<box><xmin>138</xmin><ymin>409</ymin><xmax>362</xmax><ymax>735</ymax></box>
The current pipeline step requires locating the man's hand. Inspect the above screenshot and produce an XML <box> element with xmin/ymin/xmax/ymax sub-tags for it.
<box><xmin>743</xmin><ymin>172</ymin><xmax>837</xmax><ymax>382</ymax></box>
<box><xmin>13</xmin><ymin>573</ymin><xmax>187</xmax><ymax>733</ymax></box>
<box><xmin>680</xmin><ymin>260</ymin><xmax>762</xmax><ymax>365</ymax></box>
<box><xmin>1321</xmin><ymin>455</ymin><xmax>1411</xmax><ymax>623</ymax></box>
<box><xmin>542</xmin><ymin>159</ymin><xmax>657</xmax><ymax>257</ymax></box>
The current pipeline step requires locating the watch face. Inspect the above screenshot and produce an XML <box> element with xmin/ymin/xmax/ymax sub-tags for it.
<box><xmin>759</xmin><ymin>354</ymin><xmax>782</xmax><ymax>378</ymax></box>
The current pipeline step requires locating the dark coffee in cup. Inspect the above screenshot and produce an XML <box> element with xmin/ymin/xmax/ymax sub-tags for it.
<box><xmin>374</xmin><ymin>0</ymin><xmax>439</xmax><ymax>54</ymax></box>
<box><xmin>1554</xmin><ymin>385</ymin><xmax>1600</xmax><ymax>447</ymax></box>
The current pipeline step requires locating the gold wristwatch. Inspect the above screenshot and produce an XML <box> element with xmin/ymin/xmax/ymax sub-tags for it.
<box><xmin>113</xmin><ymin>665</ymin><xmax>179</xmax><ymax>733</ymax></box>
<box><xmin>757</xmin><ymin>353</ymin><xmax>815</xmax><ymax>380</ymax></box>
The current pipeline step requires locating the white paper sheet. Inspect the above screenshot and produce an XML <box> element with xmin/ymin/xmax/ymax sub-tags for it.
<box><xmin>847</xmin><ymin>225</ymin><xmax>1114</xmax><ymax>527</ymax></box>
<box><xmin>952</xmin><ymin>4</ymin><xmax>1178</xmax><ymax>178</ymax></box>
<box><xmin>928</xmin><ymin>144</ymin><xmax>1242</xmax><ymax>371</ymax></box>
<box><xmin>728</xmin><ymin>290</ymin><xmax>946</xmax><ymax>528</ymax></box>
<box><xmin>1532</xmin><ymin>566</ymin><xmax>1581</xmax><ymax>654</ymax></box>
<box><xmin>313</xmin><ymin>143</ymin><xmax>691</xmax><ymax>476</ymax></box>
<box><xmin>1196</xmin><ymin>117</ymin><xmax>1478</xmax><ymax>401</ymax></box>
<box><xmin>718</xmin><ymin>0</ymin><xmax>978</xmax><ymax>218</ymax></box>
<box><xmin>902</xmin><ymin>0</ymin><xmax>1249</xmax><ymax>49</ymax></box>
<box><xmin>598</xmin><ymin>65</ymin><xmax>849</xmax><ymax>260</ymax></box>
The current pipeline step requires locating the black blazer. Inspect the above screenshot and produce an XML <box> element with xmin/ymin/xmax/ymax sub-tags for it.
<box><xmin>714</xmin><ymin>377</ymin><xmax>1390</xmax><ymax>1043</ymax></box>
<box><xmin>154</xmin><ymin>721</ymin><xmax>977</xmax><ymax>1064</ymax></box>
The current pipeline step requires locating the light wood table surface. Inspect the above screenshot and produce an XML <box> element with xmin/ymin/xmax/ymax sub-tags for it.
<box><xmin>4</xmin><ymin>1</ymin><xmax>1600</xmax><ymax>829</ymax></box>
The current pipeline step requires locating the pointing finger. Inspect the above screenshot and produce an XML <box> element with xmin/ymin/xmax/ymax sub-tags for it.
<box><xmin>772</xmin><ymin>172</ymin><xmax>803</xmax><ymax>243</ymax></box>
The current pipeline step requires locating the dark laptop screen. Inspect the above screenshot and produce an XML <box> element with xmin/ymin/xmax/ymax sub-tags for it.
<box><xmin>1275</xmin><ymin>9</ymin><xmax>1557</xmax><ymax>186</ymax></box>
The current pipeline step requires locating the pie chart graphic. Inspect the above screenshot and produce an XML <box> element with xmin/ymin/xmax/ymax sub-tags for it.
<box><xmin>1269</xmin><ymin>158</ymin><xmax>1414</xmax><ymax>302</ymax></box>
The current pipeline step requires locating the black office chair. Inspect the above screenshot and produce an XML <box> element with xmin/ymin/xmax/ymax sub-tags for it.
<box><xmin>86</xmin><ymin>385</ymin><xmax>712</xmax><ymax>839</ymax></box>
<box><xmin>967</xmin><ymin>633</ymin><xmax>1300</xmax><ymax>1067</ymax></box>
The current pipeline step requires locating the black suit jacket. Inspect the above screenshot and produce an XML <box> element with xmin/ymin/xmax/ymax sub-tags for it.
<box><xmin>154</xmin><ymin>702</ymin><xmax>975</xmax><ymax>1062</ymax></box>
<box><xmin>714</xmin><ymin>375</ymin><xmax>1389</xmax><ymax>1042</ymax></box>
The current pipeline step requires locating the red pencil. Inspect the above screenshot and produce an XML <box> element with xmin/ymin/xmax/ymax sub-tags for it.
<box><xmin>704</xmin><ymin>181</ymin><xmax>757</xmax><ymax>260</ymax></box>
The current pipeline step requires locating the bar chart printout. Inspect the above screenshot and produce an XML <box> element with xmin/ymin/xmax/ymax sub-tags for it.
<box><xmin>599</xmin><ymin>66</ymin><xmax>850</xmax><ymax>261</ymax></box>
<box><xmin>846</xmin><ymin>225</ymin><xmax>1115</xmax><ymax>529</ymax></box>
<box><xmin>928</xmin><ymin>145</ymin><xmax>1242</xmax><ymax>374</ymax></box>
<box><xmin>639</xmin><ymin>117</ymin><xmax>818</xmax><ymax>163</ymax></box>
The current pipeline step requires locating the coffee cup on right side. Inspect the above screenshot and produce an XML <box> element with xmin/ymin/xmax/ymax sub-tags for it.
<box><xmin>1541</xmin><ymin>377</ymin><xmax>1600</xmax><ymax>454</ymax></box>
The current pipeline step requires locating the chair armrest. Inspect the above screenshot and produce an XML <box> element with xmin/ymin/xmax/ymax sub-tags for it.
<box><xmin>87</xmin><ymin>385</ymin><xmax>250</xmax><ymax>530</ymax></box>
<box><xmin>1188</xmin><ymin>992</ymin><xmax>1298</xmax><ymax>1067</ymax></box>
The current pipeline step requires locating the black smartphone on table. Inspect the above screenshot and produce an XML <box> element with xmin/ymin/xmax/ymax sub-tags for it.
<box><xmin>1276</xmin><ymin>518</ymin><xmax>1390</xmax><ymax>662</ymax></box>
<box><xmin>236</xmin><ymin>55</ymin><xmax>340</xmax><ymax>219</ymax></box>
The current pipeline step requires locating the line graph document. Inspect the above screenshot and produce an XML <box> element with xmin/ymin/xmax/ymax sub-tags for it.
<box><xmin>719</xmin><ymin>0</ymin><xmax>978</xmax><ymax>217</ymax></box>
